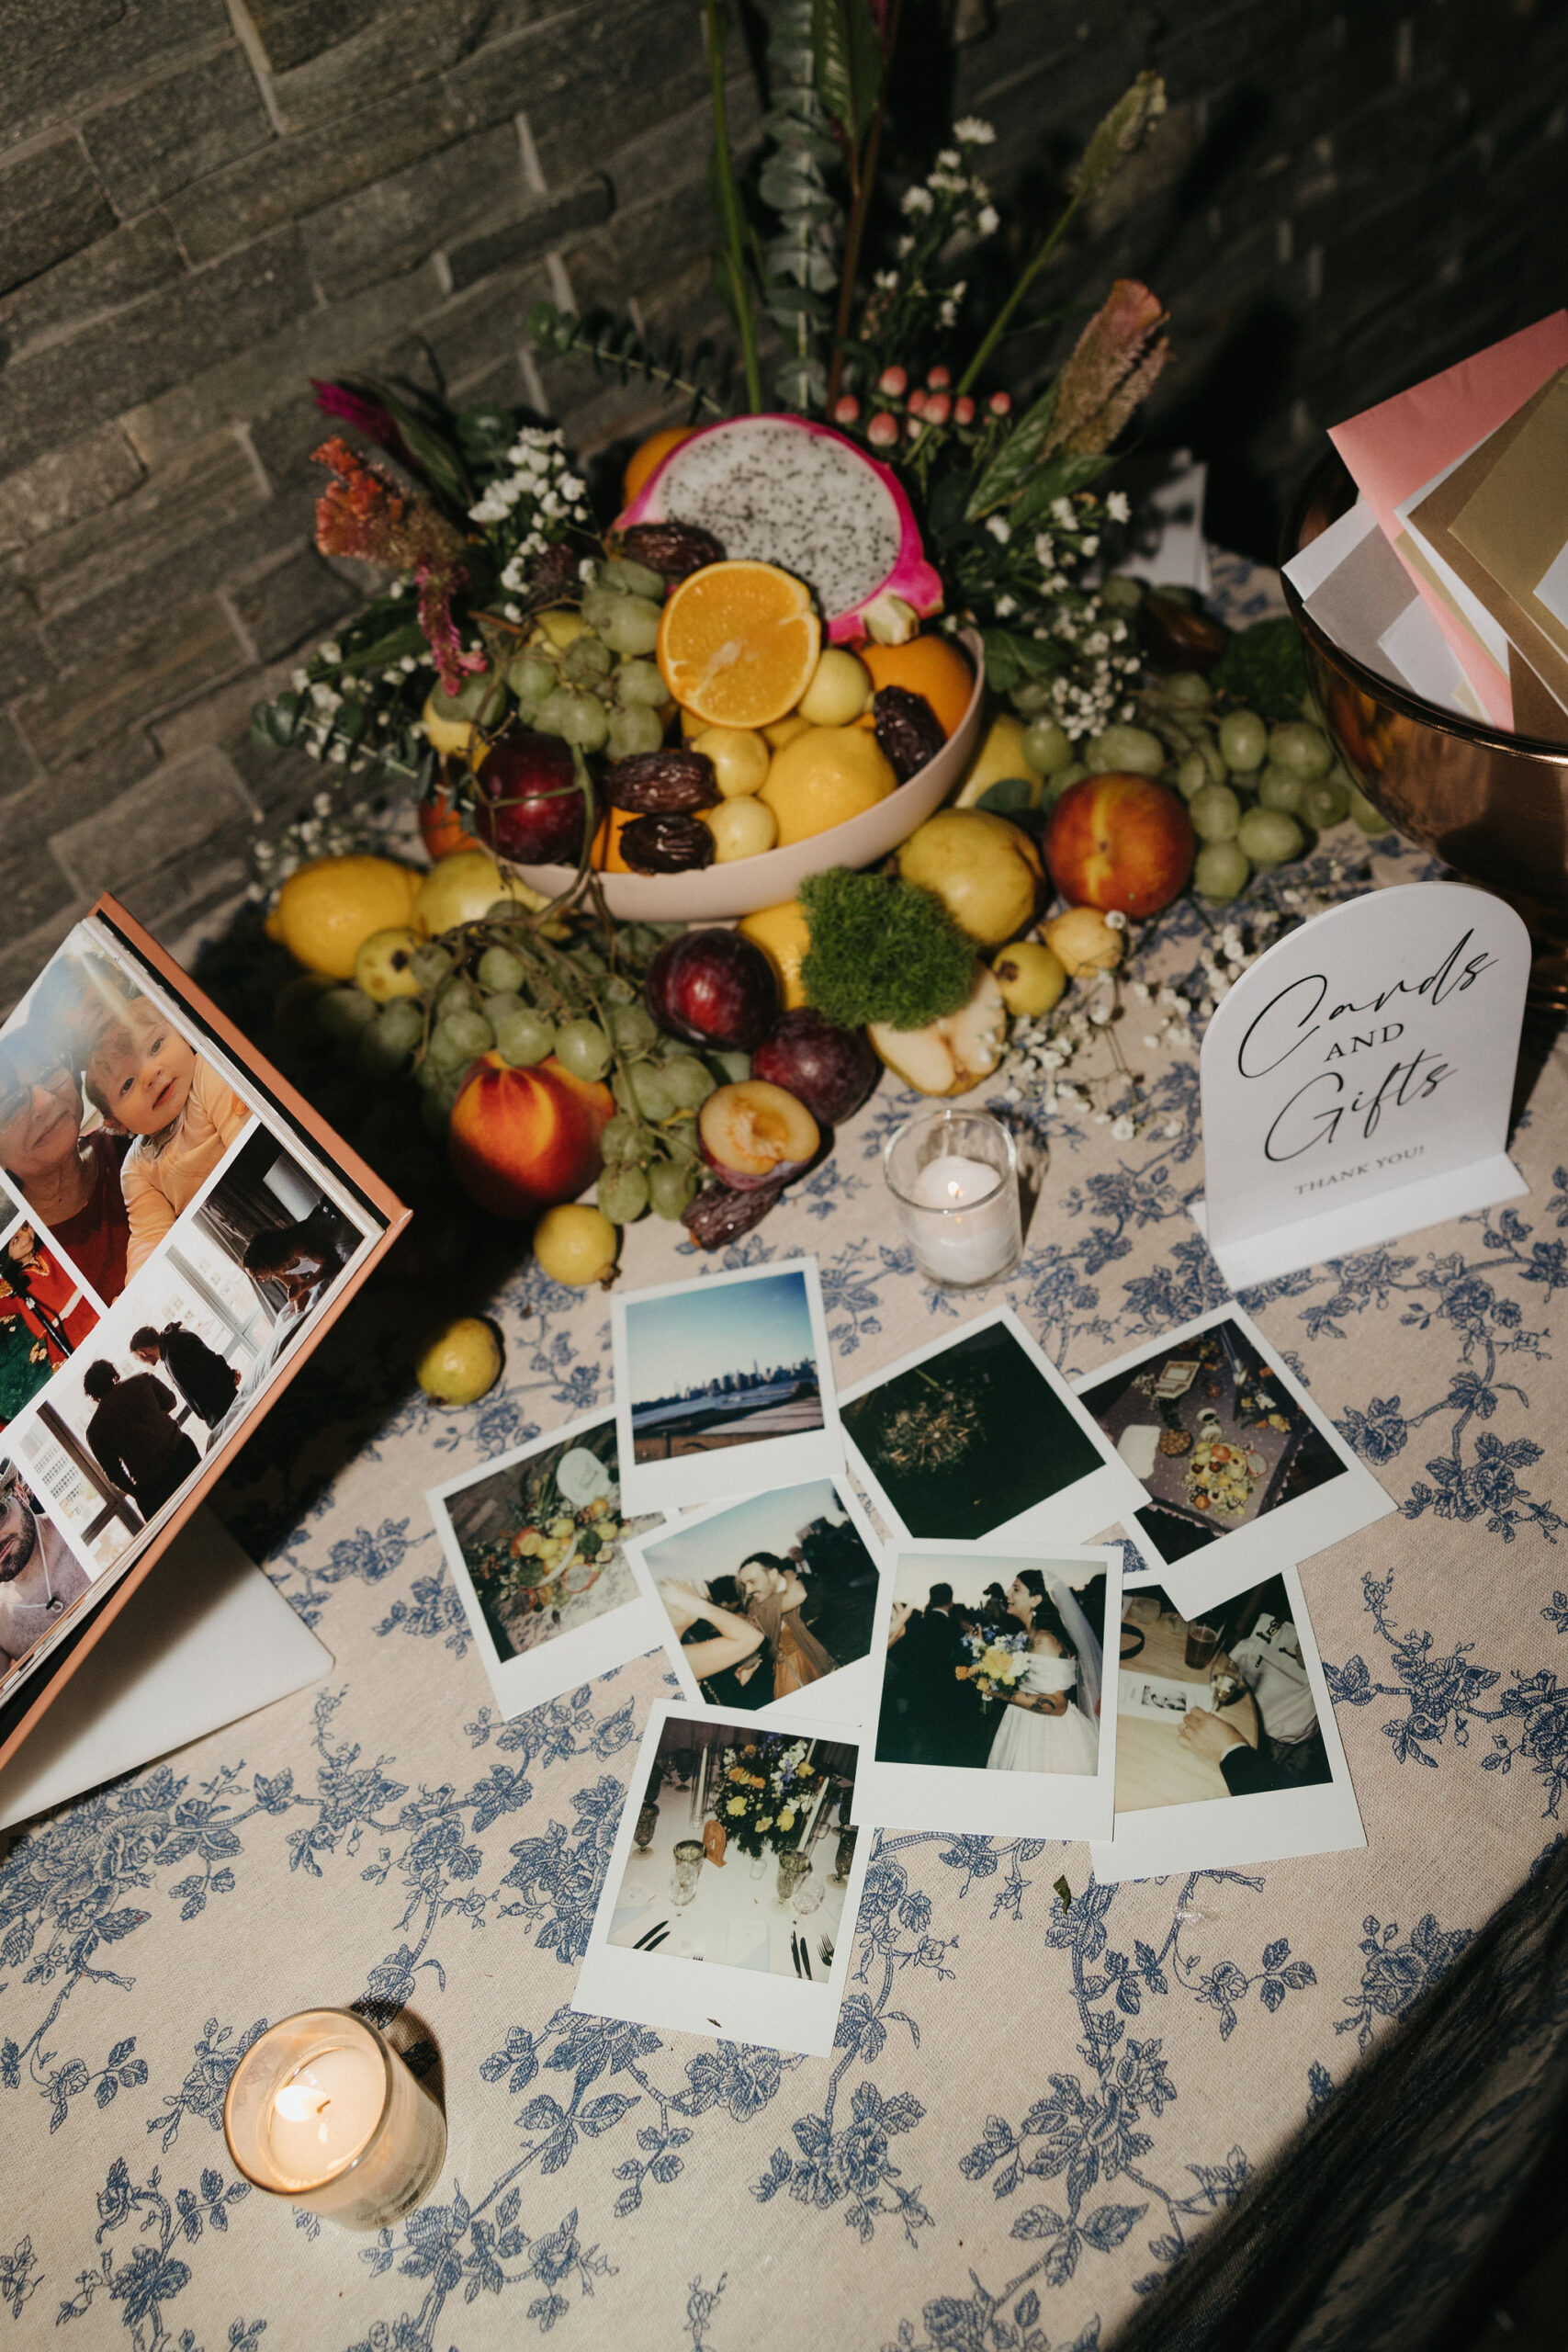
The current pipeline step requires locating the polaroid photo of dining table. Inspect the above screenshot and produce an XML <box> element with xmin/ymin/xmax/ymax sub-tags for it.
<box><xmin>573</xmin><ymin>1701</ymin><xmax>869</xmax><ymax>2057</ymax></box>
<box><xmin>1073</xmin><ymin>1304</ymin><xmax>1393</xmax><ymax>1619</ymax></box>
<box><xmin>1090</xmin><ymin>1561</ymin><xmax>1364</xmax><ymax>1881</ymax></box>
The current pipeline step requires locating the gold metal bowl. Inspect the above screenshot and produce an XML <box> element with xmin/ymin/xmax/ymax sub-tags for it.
<box><xmin>1281</xmin><ymin>452</ymin><xmax>1568</xmax><ymax>1008</ymax></box>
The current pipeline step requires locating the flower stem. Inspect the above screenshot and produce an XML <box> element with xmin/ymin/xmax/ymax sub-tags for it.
<box><xmin>955</xmin><ymin>187</ymin><xmax>1087</xmax><ymax>398</ymax></box>
<box><xmin>704</xmin><ymin>0</ymin><xmax>763</xmax><ymax>413</ymax></box>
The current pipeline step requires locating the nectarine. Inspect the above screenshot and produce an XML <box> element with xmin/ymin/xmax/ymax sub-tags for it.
<box><xmin>1043</xmin><ymin>773</ymin><xmax>1194</xmax><ymax>919</ymax></box>
<box><xmin>448</xmin><ymin>1053</ymin><xmax>614</xmax><ymax>1219</ymax></box>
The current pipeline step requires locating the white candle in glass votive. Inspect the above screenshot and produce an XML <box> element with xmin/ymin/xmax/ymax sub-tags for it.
<box><xmin>223</xmin><ymin>2008</ymin><xmax>445</xmax><ymax>2232</ymax></box>
<box><xmin>908</xmin><ymin>1154</ymin><xmax>1015</xmax><ymax>1283</ymax></box>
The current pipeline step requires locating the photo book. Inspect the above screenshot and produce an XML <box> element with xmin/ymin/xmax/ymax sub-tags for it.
<box><xmin>0</xmin><ymin>897</ymin><xmax>407</xmax><ymax>1770</ymax></box>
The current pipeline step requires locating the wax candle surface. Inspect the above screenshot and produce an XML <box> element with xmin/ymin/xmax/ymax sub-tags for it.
<box><xmin>909</xmin><ymin>1154</ymin><xmax>1000</xmax><ymax>1208</ymax></box>
<box><xmin>267</xmin><ymin>2041</ymin><xmax>385</xmax><ymax>2184</ymax></box>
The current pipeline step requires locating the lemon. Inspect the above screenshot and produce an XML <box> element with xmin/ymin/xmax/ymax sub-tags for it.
<box><xmin>738</xmin><ymin>899</ymin><xmax>811</xmax><ymax>1009</ymax></box>
<box><xmin>535</xmin><ymin>607</ymin><xmax>587</xmax><ymax>650</ymax></box>
<box><xmin>534</xmin><ymin>1204</ymin><xmax>618</xmax><ymax>1287</ymax></box>
<box><xmin>797</xmin><ymin>647</ymin><xmax>873</xmax><ymax>727</ymax></box>
<box><xmin>422</xmin><ymin>691</ymin><xmax>476</xmax><ymax>758</ymax></box>
<box><xmin>758</xmin><ymin>726</ymin><xmax>897</xmax><ymax>845</ymax></box>
<box><xmin>415</xmin><ymin>1316</ymin><xmax>503</xmax><ymax>1405</ymax></box>
<box><xmin>273</xmin><ymin>855</ymin><xmax>422</xmax><ymax>979</ymax></box>
<box><xmin>763</xmin><ymin>714</ymin><xmax>811</xmax><ymax>750</ymax></box>
<box><xmin>413</xmin><ymin>849</ymin><xmax>544</xmax><ymax>937</ymax></box>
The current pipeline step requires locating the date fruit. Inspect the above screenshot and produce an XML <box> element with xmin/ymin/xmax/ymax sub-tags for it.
<box><xmin>606</xmin><ymin>749</ymin><xmax>718</xmax><ymax>813</ymax></box>
<box><xmin>618</xmin><ymin>811</ymin><xmax>716</xmax><ymax>872</ymax></box>
<box><xmin>873</xmin><ymin>684</ymin><xmax>945</xmax><ymax>782</ymax></box>
<box><xmin>615</xmin><ymin>521</ymin><xmax>725</xmax><ymax>584</ymax></box>
<box><xmin>682</xmin><ymin>1176</ymin><xmax>787</xmax><ymax>1249</ymax></box>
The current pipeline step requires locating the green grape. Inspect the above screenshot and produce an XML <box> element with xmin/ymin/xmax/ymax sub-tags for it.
<box><xmin>1021</xmin><ymin>718</ymin><xmax>1073</xmax><ymax>775</ymax></box>
<box><xmin>558</xmin><ymin>692</ymin><xmax>609</xmax><ymax>752</ymax></box>
<box><xmin>555</xmin><ymin>1018</ymin><xmax>613</xmax><ymax>1081</ymax></box>
<box><xmin>608</xmin><ymin>1002</ymin><xmax>659</xmax><ymax>1055</ymax></box>
<box><xmin>484</xmin><ymin>899</ymin><xmax>526</xmax><ymax>922</ymax></box>
<box><xmin>662</xmin><ymin>1054</ymin><xmax>715</xmax><ymax>1111</ymax></box>
<box><xmin>1189</xmin><ymin>783</ymin><xmax>1242</xmax><ymax>842</ymax></box>
<box><xmin>410</xmin><ymin>943</ymin><xmax>453</xmax><ymax>988</ymax></box>
<box><xmin>574</xmin><ymin>946</ymin><xmax>607</xmax><ymax>976</ymax></box>
<box><xmin>534</xmin><ymin>685</ymin><xmax>576</xmax><ymax>738</ymax></box>
<box><xmin>648</xmin><ymin>1156</ymin><xmax>698</xmax><ymax>1219</ymax></box>
<box><xmin>712</xmin><ymin>1050</ymin><xmax>750</xmax><ymax>1085</ymax></box>
<box><xmin>581</xmin><ymin>585</ymin><xmax>626</xmax><ymax>630</ymax></box>
<box><xmin>598</xmin><ymin>1164</ymin><xmax>650</xmax><ymax>1224</ymax></box>
<box><xmin>561</xmin><ymin>633</ymin><xmax>613</xmax><ymax>682</ymax></box>
<box><xmin>1162</xmin><ymin>670</ymin><xmax>1213</xmax><ymax>707</ymax></box>
<box><xmin>629</xmin><ymin>1064</ymin><xmax>676</xmax><ymax>1121</ymax></box>
<box><xmin>600</xmin><ymin>1112</ymin><xmax>643</xmax><ymax>1163</ymax></box>
<box><xmin>1298</xmin><ymin>775</ymin><xmax>1349</xmax><ymax>829</ymax></box>
<box><xmin>1010</xmin><ymin>678</ymin><xmax>1055</xmax><ymax>717</ymax></box>
<box><xmin>615</xmin><ymin>660</ymin><xmax>669</xmax><ymax>708</ymax></box>
<box><xmin>358</xmin><ymin>1011</ymin><xmax>415</xmax><ymax>1077</ymax></box>
<box><xmin>452</xmin><ymin>668</ymin><xmax>507</xmax><ymax>725</ymax></box>
<box><xmin>663</xmin><ymin>1113</ymin><xmax>700</xmax><ymax>1159</ymax></box>
<box><xmin>427</xmin><ymin>1017</ymin><xmax>479</xmax><ymax>1073</ymax></box>
<box><xmin>1175</xmin><ymin>748</ymin><xmax>1211</xmax><ymax>797</ymax></box>
<box><xmin>1197</xmin><ymin>735</ymin><xmax>1229</xmax><ymax>786</ymax></box>
<box><xmin>436</xmin><ymin>973</ymin><xmax>479</xmax><ymax>1017</ymax></box>
<box><xmin>493</xmin><ymin>1008</ymin><xmax>556</xmax><ymax>1067</ymax></box>
<box><xmin>1218</xmin><ymin>708</ymin><xmax>1267</xmax><ymax>772</ymax></box>
<box><xmin>420</xmin><ymin>1081</ymin><xmax>462</xmax><ymax>1137</ymax></box>
<box><xmin>1043</xmin><ymin>762</ymin><xmax>1087</xmax><ymax>804</ymax></box>
<box><xmin>377</xmin><ymin>998</ymin><xmax>425</xmax><ymax>1053</ymax></box>
<box><xmin>478</xmin><ymin>944</ymin><xmax>526</xmax><ymax>995</ymax></box>
<box><xmin>1348</xmin><ymin>786</ymin><xmax>1388</xmax><ymax>832</ymax></box>
<box><xmin>1269</xmin><ymin>720</ymin><xmax>1332</xmax><ymax>779</ymax></box>
<box><xmin>444</xmin><ymin>1008</ymin><xmax>494</xmax><ymax>1058</ymax></box>
<box><xmin>598</xmin><ymin>595</ymin><xmax>663</xmax><ymax>658</ymax></box>
<box><xmin>1257</xmin><ymin>764</ymin><xmax>1305</xmax><ymax>814</ymax></box>
<box><xmin>1084</xmin><ymin>723</ymin><xmax>1165</xmax><ymax>776</ymax></box>
<box><xmin>507</xmin><ymin>650</ymin><xmax>556</xmax><ymax>702</ymax></box>
<box><xmin>413</xmin><ymin>1056</ymin><xmax>446</xmax><ymax>1092</ymax></box>
<box><xmin>1194</xmin><ymin>841</ymin><xmax>1251</xmax><ymax>901</ymax></box>
<box><xmin>606</xmin><ymin>704</ymin><xmax>665</xmax><ymax>759</ymax></box>
<box><xmin>600</xmin><ymin>557</ymin><xmax>667</xmax><ymax>599</ymax></box>
<box><xmin>1236</xmin><ymin>805</ymin><xmax>1304</xmax><ymax>867</ymax></box>
<box><xmin>1100</xmin><ymin>574</ymin><xmax>1143</xmax><ymax>613</ymax></box>
<box><xmin>482</xmin><ymin>990</ymin><xmax>525</xmax><ymax>1026</ymax></box>
<box><xmin>317</xmin><ymin>987</ymin><xmax>378</xmax><ymax>1042</ymax></box>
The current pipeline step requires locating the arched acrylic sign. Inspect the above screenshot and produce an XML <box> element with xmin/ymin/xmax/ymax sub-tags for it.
<box><xmin>1190</xmin><ymin>881</ymin><xmax>1529</xmax><ymax>1288</ymax></box>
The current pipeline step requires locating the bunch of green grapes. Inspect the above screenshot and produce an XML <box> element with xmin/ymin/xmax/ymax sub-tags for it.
<box><xmin>311</xmin><ymin>910</ymin><xmax>735</xmax><ymax>1225</ymax></box>
<box><xmin>502</xmin><ymin>558</ymin><xmax>671</xmax><ymax>758</ymax></box>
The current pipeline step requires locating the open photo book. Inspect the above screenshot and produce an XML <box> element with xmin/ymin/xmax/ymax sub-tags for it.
<box><xmin>0</xmin><ymin>896</ymin><xmax>407</xmax><ymax>1769</ymax></box>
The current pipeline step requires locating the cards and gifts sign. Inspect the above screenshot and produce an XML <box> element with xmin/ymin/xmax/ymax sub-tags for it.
<box><xmin>1192</xmin><ymin>881</ymin><xmax>1529</xmax><ymax>1287</ymax></box>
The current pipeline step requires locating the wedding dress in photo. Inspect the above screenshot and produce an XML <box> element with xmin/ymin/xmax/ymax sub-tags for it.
<box><xmin>986</xmin><ymin>1649</ymin><xmax>1100</xmax><ymax>1775</ymax></box>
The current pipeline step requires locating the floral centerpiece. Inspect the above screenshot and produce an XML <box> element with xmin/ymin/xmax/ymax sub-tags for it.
<box><xmin>714</xmin><ymin>1735</ymin><xmax>818</xmax><ymax>1860</ymax></box>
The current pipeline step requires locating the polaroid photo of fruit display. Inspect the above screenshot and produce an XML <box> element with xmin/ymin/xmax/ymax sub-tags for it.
<box><xmin>572</xmin><ymin>1700</ymin><xmax>870</xmax><ymax>2058</ymax></box>
<box><xmin>626</xmin><ymin>1475</ymin><xmax>887</xmax><ymax>1731</ymax></box>
<box><xmin>838</xmin><ymin>1307</ymin><xmax>1144</xmax><ymax>1552</ymax></box>
<box><xmin>1073</xmin><ymin>1305</ymin><xmax>1393</xmax><ymax>1622</ymax></box>
<box><xmin>613</xmin><ymin>1258</ymin><xmax>842</xmax><ymax>1516</ymax></box>
<box><xmin>426</xmin><ymin>1413</ymin><xmax>667</xmax><ymax>1718</ymax></box>
<box><xmin>855</xmin><ymin>1540</ymin><xmax>1122</xmax><ymax>1840</ymax></box>
<box><xmin>1091</xmin><ymin>1566</ymin><xmax>1364</xmax><ymax>1881</ymax></box>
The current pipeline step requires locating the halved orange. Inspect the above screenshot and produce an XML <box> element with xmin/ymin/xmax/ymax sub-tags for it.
<box><xmin>657</xmin><ymin>560</ymin><xmax>821</xmax><ymax>730</ymax></box>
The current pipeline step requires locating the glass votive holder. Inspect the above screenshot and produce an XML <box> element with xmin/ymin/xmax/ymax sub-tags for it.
<box><xmin>774</xmin><ymin>1848</ymin><xmax>811</xmax><ymax>1907</ymax></box>
<box><xmin>884</xmin><ymin>1105</ymin><xmax>1021</xmax><ymax>1290</ymax></box>
<box><xmin>223</xmin><ymin>2008</ymin><xmax>446</xmax><ymax>2232</ymax></box>
<box><xmin>670</xmin><ymin>1838</ymin><xmax>705</xmax><ymax>1905</ymax></box>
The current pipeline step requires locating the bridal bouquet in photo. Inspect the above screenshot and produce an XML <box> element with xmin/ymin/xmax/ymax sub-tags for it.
<box><xmin>957</xmin><ymin>1624</ymin><xmax>1029</xmax><ymax>1703</ymax></box>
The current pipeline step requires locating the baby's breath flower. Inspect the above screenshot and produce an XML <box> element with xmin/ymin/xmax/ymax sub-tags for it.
<box><xmin>901</xmin><ymin>185</ymin><xmax>934</xmax><ymax>215</ymax></box>
<box><xmin>954</xmin><ymin>116</ymin><xmax>996</xmax><ymax>144</ymax></box>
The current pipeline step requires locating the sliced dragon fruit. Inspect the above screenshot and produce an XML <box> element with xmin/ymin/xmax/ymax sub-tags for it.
<box><xmin>613</xmin><ymin>413</ymin><xmax>942</xmax><ymax>645</ymax></box>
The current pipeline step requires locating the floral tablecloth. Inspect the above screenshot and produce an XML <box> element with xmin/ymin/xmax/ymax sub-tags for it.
<box><xmin>5</xmin><ymin>555</ymin><xmax>1568</xmax><ymax>2352</ymax></box>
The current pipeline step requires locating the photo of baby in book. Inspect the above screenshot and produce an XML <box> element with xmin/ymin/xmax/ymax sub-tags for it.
<box><xmin>82</xmin><ymin>992</ymin><xmax>250</xmax><ymax>1278</ymax></box>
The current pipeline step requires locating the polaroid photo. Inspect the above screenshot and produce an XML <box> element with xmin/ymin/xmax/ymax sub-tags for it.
<box><xmin>1074</xmin><ymin>1305</ymin><xmax>1392</xmax><ymax>1621</ymax></box>
<box><xmin>1091</xmin><ymin>1566</ymin><xmax>1364</xmax><ymax>1880</ymax></box>
<box><xmin>626</xmin><ymin>1475</ymin><xmax>887</xmax><ymax>1731</ymax></box>
<box><xmin>573</xmin><ymin>1701</ymin><xmax>869</xmax><ymax>2057</ymax></box>
<box><xmin>0</xmin><ymin>1213</ymin><xmax>99</xmax><ymax>1435</ymax></box>
<box><xmin>840</xmin><ymin>1307</ymin><xmax>1142</xmax><ymax>1550</ymax></box>
<box><xmin>428</xmin><ymin>1413</ymin><xmax>667</xmax><ymax>1717</ymax></box>
<box><xmin>855</xmin><ymin>1540</ymin><xmax>1121</xmax><ymax>1840</ymax></box>
<box><xmin>612</xmin><ymin>1259</ymin><xmax>841</xmax><ymax>1515</ymax></box>
<box><xmin>0</xmin><ymin>1448</ymin><xmax>104</xmax><ymax>1681</ymax></box>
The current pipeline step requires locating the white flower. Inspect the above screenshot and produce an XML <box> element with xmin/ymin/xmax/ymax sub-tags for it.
<box><xmin>995</xmin><ymin>594</ymin><xmax>1017</xmax><ymax>617</ymax></box>
<box><xmin>896</xmin><ymin>232</ymin><xmax>915</xmax><ymax>257</ymax></box>
<box><xmin>977</xmin><ymin>204</ymin><xmax>999</xmax><ymax>235</ymax></box>
<box><xmin>1105</xmin><ymin>491</ymin><xmax>1131</xmax><ymax>524</ymax></box>
<box><xmin>954</xmin><ymin>116</ymin><xmax>996</xmax><ymax>144</ymax></box>
<box><xmin>1111</xmin><ymin>1116</ymin><xmax>1135</xmax><ymax>1140</ymax></box>
<box><xmin>321</xmin><ymin>642</ymin><xmax>342</xmax><ymax>664</ymax></box>
<box><xmin>936</xmin><ymin>147</ymin><xmax>961</xmax><ymax>170</ymax></box>
<box><xmin>874</xmin><ymin>267</ymin><xmax>898</xmax><ymax>290</ymax></box>
<box><xmin>901</xmin><ymin>185</ymin><xmax>934</xmax><ymax>215</ymax></box>
<box><xmin>939</xmin><ymin>296</ymin><xmax>958</xmax><ymax>327</ymax></box>
<box><xmin>1078</xmin><ymin>533</ymin><xmax>1099</xmax><ymax>558</ymax></box>
<box><xmin>1105</xmin><ymin>910</ymin><xmax>1127</xmax><ymax>930</ymax></box>
<box><xmin>986</xmin><ymin>514</ymin><xmax>1010</xmax><ymax>543</ymax></box>
<box><xmin>1051</xmin><ymin>498</ymin><xmax>1076</xmax><ymax>527</ymax></box>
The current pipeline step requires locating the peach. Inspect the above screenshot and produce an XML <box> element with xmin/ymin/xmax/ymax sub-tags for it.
<box><xmin>448</xmin><ymin>1053</ymin><xmax>614</xmax><ymax>1219</ymax></box>
<box><xmin>698</xmin><ymin>1080</ymin><xmax>819</xmax><ymax>1190</ymax></box>
<box><xmin>1043</xmin><ymin>773</ymin><xmax>1194</xmax><ymax>918</ymax></box>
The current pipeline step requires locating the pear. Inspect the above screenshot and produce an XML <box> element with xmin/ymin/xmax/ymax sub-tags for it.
<box><xmin>868</xmin><ymin>962</ymin><xmax>1008</xmax><ymax>1096</ymax></box>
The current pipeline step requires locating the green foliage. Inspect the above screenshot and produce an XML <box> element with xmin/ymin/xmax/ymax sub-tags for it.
<box><xmin>799</xmin><ymin>867</ymin><xmax>976</xmax><ymax>1030</ymax></box>
<box><xmin>759</xmin><ymin>0</ymin><xmax>843</xmax><ymax>409</ymax></box>
<box><xmin>1210</xmin><ymin>616</ymin><xmax>1312</xmax><ymax>724</ymax></box>
<box><xmin>810</xmin><ymin>0</ymin><xmax>883</xmax><ymax>141</ymax></box>
<box><xmin>525</xmin><ymin>302</ymin><xmax>728</xmax><ymax>421</ymax></box>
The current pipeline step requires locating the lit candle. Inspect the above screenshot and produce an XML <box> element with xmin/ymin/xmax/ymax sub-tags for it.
<box><xmin>886</xmin><ymin>1112</ymin><xmax>1022</xmax><ymax>1289</ymax></box>
<box><xmin>224</xmin><ymin>2009</ymin><xmax>445</xmax><ymax>2231</ymax></box>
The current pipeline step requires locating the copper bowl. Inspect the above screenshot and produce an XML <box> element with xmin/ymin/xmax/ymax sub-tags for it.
<box><xmin>1281</xmin><ymin>451</ymin><xmax>1568</xmax><ymax>1008</ymax></box>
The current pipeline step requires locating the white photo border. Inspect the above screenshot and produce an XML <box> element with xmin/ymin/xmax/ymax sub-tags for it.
<box><xmin>625</xmin><ymin>1474</ymin><xmax>889</xmax><ymax>1732</ymax></box>
<box><xmin>426</xmin><ymin>1410</ymin><xmax>668</xmax><ymax>1720</ymax></box>
<box><xmin>612</xmin><ymin>1256</ymin><xmax>843</xmax><ymax>1516</ymax></box>
<box><xmin>855</xmin><ymin>1539</ymin><xmax>1122</xmax><ymax>1841</ymax></box>
<box><xmin>1073</xmin><ymin>1302</ymin><xmax>1393</xmax><ymax>1620</ymax></box>
<box><xmin>840</xmin><ymin>1306</ymin><xmax>1144</xmax><ymax>1552</ymax></box>
<box><xmin>1089</xmin><ymin>1562</ymin><xmax>1365</xmax><ymax>1881</ymax></box>
<box><xmin>572</xmin><ymin>1698</ymin><xmax>871</xmax><ymax>2057</ymax></box>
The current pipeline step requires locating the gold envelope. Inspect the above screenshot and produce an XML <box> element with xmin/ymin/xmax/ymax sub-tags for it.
<box><xmin>1408</xmin><ymin>368</ymin><xmax>1568</xmax><ymax>741</ymax></box>
<box><xmin>1450</xmin><ymin>369</ymin><xmax>1568</xmax><ymax>667</ymax></box>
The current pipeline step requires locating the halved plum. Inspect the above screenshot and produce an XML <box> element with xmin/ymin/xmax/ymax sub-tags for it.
<box><xmin>697</xmin><ymin>1080</ymin><xmax>819</xmax><ymax>1191</ymax></box>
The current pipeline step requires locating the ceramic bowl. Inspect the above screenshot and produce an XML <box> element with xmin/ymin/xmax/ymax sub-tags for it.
<box><xmin>516</xmin><ymin>628</ymin><xmax>987</xmax><ymax>920</ymax></box>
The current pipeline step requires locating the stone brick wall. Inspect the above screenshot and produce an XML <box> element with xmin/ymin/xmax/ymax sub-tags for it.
<box><xmin>0</xmin><ymin>0</ymin><xmax>1562</xmax><ymax>997</ymax></box>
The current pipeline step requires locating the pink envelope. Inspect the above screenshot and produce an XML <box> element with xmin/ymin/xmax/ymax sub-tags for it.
<box><xmin>1329</xmin><ymin>311</ymin><xmax>1568</xmax><ymax>729</ymax></box>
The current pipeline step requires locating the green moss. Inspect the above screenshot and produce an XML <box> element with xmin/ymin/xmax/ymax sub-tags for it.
<box><xmin>1211</xmin><ymin>616</ymin><xmax>1310</xmax><ymax>724</ymax></box>
<box><xmin>799</xmin><ymin>867</ymin><xmax>976</xmax><ymax>1031</ymax></box>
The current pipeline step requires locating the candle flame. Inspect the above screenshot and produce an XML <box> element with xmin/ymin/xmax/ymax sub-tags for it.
<box><xmin>945</xmin><ymin>1181</ymin><xmax>963</xmax><ymax>1202</ymax></box>
<box><xmin>274</xmin><ymin>2083</ymin><xmax>330</xmax><ymax>2125</ymax></box>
